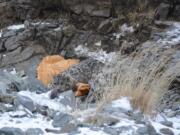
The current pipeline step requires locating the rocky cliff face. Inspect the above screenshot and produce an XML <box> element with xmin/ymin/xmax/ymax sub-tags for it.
<box><xmin>1</xmin><ymin>0</ymin><xmax>180</xmax><ymax>28</ymax></box>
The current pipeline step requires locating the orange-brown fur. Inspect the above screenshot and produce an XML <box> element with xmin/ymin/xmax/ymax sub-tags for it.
<box><xmin>74</xmin><ymin>83</ymin><xmax>91</xmax><ymax>97</ymax></box>
<box><xmin>37</xmin><ymin>55</ymin><xmax>79</xmax><ymax>86</ymax></box>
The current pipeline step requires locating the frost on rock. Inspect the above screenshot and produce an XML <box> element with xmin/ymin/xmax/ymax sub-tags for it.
<box><xmin>120</xmin><ymin>24</ymin><xmax>134</xmax><ymax>34</ymax></box>
<box><xmin>7</xmin><ymin>24</ymin><xmax>25</xmax><ymax>30</ymax></box>
<box><xmin>113</xmin><ymin>23</ymin><xmax>134</xmax><ymax>39</ymax></box>
<box><xmin>157</xmin><ymin>22</ymin><xmax>180</xmax><ymax>46</ymax></box>
<box><xmin>75</xmin><ymin>45</ymin><xmax>116</xmax><ymax>63</ymax></box>
<box><xmin>152</xmin><ymin>114</ymin><xmax>180</xmax><ymax>134</ymax></box>
<box><xmin>111</xmin><ymin>97</ymin><xmax>132</xmax><ymax>111</ymax></box>
<box><xmin>0</xmin><ymin>112</ymin><xmax>55</xmax><ymax>132</ymax></box>
<box><xmin>78</xmin><ymin>127</ymin><xmax>110</xmax><ymax>135</ymax></box>
<box><xmin>18</xmin><ymin>91</ymin><xmax>72</xmax><ymax>112</ymax></box>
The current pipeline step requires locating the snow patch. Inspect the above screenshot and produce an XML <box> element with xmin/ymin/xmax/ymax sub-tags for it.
<box><xmin>74</xmin><ymin>108</ymin><xmax>97</xmax><ymax>122</ymax></box>
<box><xmin>113</xmin><ymin>33</ymin><xmax>122</xmax><ymax>39</ymax></box>
<box><xmin>18</xmin><ymin>91</ymin><xmax>72</xmax><ymax>112</ymax></box>
<box><xmin>95</xmin><ymin>41</ymin><xmax>102</xmax><ymax>46</ymax></box>
<box><xmin>75</xmin><ymin>45</ymin><xmax>116</xmax><ymax>63</ymax></box>
<box><xmin>7</xmin><ymin>24</ymin><xmax>25</xmax><ymax>30</ymax></box>
<box><xmin>10</xmin><ymin>68</ymin><xmax>17</xmax><ymax>75</ymax></box>
<box><xmin>111</xmin><ymin>97</ymin><xmax>132</xmax><ymax>111</ymax></box>
<box><xmin>0</xmin><ymin>112</ymin><xmax>56</xmax><ymax>133</ymax></box>
<box><xmin>8</xmin><ymin>110</ymin><xmax>27</xmax><ymax>117</ymax></box>
<box><xmin>157</xmin><ymin>22</ymin><xmax>180</xmax><ymax>46</ymax></box>
<box><xmin>78</xmin><ymin>127</ymin><xmax>110</xmax><ymax>135</ymax></box>
<box><xmin>120</xmin><ymin>24</ymin><xmax>134</xmax><ymax>34</ymax></box>
<box><xmin>153</xmin><ymin>114</ymin><xmax>180</xmax><ymax>134</ymax></box>
<box><xmin>113</xmin><ymin>24</ymin><xmax>134</xmax><ymax>39</ymax></box>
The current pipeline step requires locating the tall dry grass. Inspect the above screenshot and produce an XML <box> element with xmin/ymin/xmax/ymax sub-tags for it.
<box><xmin>95</xmin><ymin>44</ymin><xmax>179</xmax><ymax>115</ymax></box>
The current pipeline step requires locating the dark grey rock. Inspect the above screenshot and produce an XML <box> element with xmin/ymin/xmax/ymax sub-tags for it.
<box><xmin>35</xmin><ymin>105</ymin><xmax>49</xmax><ymax>116</ymax></box>
<box><xmin>52</xmin><ymin>112</ymin><xmax>73</xmax><ymax>128</ymax></box>
<box><xmin>0</xmin><ymin>127</ymin><xmax>25</xmax><ymax>135</ymax></box>
<box><xmin>173</xmin><ymin>5</ymin><xmax>180</xmax><ymax>19</ymax></box>
<box><xmin>0</xmin><ymin>71</ymin><xmax>23</xmax><ymax>94</ymax></box>
<box><xmin>60</xmin><ymin>123</ymin><xmax>78</xmax><ymax>133</ymax></box>
<box><xmin>59</xmin><ymin>90</ymin><xmax>76</xmax><ymax>109</ymax></box>
<box><xmin>155</xmin><ymin>3</ymin><xmax>170</xmax><ymax>20</ymax></box>
<box><xmin>160</xmin><ymin>121</ymin><xmax>173</xmax><ymax>128</ymax></box>
<box><xmin>117</xmin><ymin>126</ymin><xmax>134</xmax><ymax>134</ymax></box>
<box><xmin>176</xmin><ymin>110</ymin><xmax>180</xmax><ymax>116</ymax></box>
<box><xmin>166</xmin><ymin>111</ymin><xmax>176</xmax><ymax>118</ymax></box>
<box><xmin>16</xmin><ymin>95</ymin><xmax>36</xmax><ymax>112</ymax></box>
<box><xmin>84</xmin><ymin>114</ymin><xmax>119</xmax><ymax>126</ymax></box>
<box><xmin>26</xmin><ymin>128</ymin><xmax>44</xmax><ymax>135</ymax></box>
<box><xmin>103</xmin><ymin>127</ymin><xmax>119</xmax><ymax>135</ymax></box>
<box><xmin>98</xmin><ymin>19</ymin><xmax>113</xmax><ymax>34</ymax></box>
<box><xmin>131</xmin><ymin>112</ymin><xmax>144</xmax><ymax>124</ymax></box>
<box><xmin>136</xmin><ymin>124</ymin><xmax>157</xmax><ymax>135</ymax></box>
<box><xmin>102</xmin><ymin>103</ymin><xmax>131</xmax><ymax>116</ymax></box>
<box><xmin>160</xmin><ymin>128</ymin><xmax>174</xmax><ymax>135</ymax></box>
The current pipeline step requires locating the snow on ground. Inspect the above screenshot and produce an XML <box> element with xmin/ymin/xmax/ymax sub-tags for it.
<box><xmin>157</xmin><ymin>22</ymin><xmax>180</xmax><ymax>46</ymax></box>
<box><xmin>113</xmin><ymin>23</ymin><xmax>134</xmax><ymax>39</ymax></box>
<box><xmin>7</xmin><ymin>24</ymin><xmax>25</xmax><ymax>30</ymax></box>
<box><xmin>4</xmin><ymin>22</ymin><xmax>51</xmax><ymax>31</ymax></box>
<box><xmin>120</xmin><ymin>24</ymin><xmax>134</xmax><ymax>34</ymax></box>
<box><xmin>78</xmin><ymin>128</ymin><xmax>110</xmax><ymax>135</ymax></box>
<box><xmin>152</xmin><ymin>114</ymin><xmax>180</xmax><ymax>134</ymax></box>
<box><xmin>111</xmin><ymin>97</ymin><xmax>132</xmax><ymax>111</ymax></box>
<box><xmin>0</xmin><ymin>94</ymin><xmax>179</xmax><ymax>134</ymax></box>
<box><xmin>75</xmin><ymin>45</ymin><xmax>116</xmax><ymax>63</ymax></box>
<box><xmin>75</xmin><ymin>97</ymin><xmax>180</xmax><ymax>135</ymax></box>
<box><xmin>0</xmin><ymin>112</ymin><xmax>55</xmax><ymax>133</ymax></box>
<box><xmin>18</xmin><ymin>91</ymin><xmax>72</xmax><ymax>112</ymax></box>
<box><xmin>9</xmin><ymin>68</ymin><xmax>17</xmax><ymax>75</ymax></box>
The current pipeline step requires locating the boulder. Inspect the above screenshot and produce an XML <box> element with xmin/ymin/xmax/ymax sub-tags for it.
<box><xmin>58</xmin><ymin>90</ymin><xmax>76</xmax><ymax>108</ymax></box>
<box><xmin>103</xmin><ymin>127</ymin><xmax>119</xmax><ymax>135</ymax></box>
<box><xmin>26</xmin><ymin>128</ymin><xmax>44</xmax><ymax>135</ymax></box>
<box><xmin>84</xmin><ymin>114</ymin><xmax>119</xmax><ymax>126</ymax></box>
<box><xmin>15</xmin><ymin>95</ymin><xmax>36</xmax><ymax>112</ymax></box>
<box><xmin>160</xmin><ymin>128</ymin><xmax>174</xmax><ymax>135</ymax></box>
<box><xmin>160</xmin><ymin>121</ymin><xmax>173</xmax><ymax>127</ymax></box>
<box><xmin>0</xmin><ymin>127</ymin><xmax>25</xmax><ymax>135</ymax></box>
<box><xmin>61</xmin><ymin>0</ymin><xmax>112</xmax><ymax>17</ymax></box>
<box><xmin>155</xmin><ymin>3</ymin><xmax>170</xmax><ymax>20</ymax></box>
<box><xmin>98</xmin><ymin>19</ymin><xmax>113</xmax><ymax>34</ymax></box>
<box><xmin>136</xmin><ymin>124</ymin><xmax>157</xmax><ymax>135</ymax></box>
<box><xmin>59</xmin><ymin>123</ymin><xmax>78</xmax><ymax>134</ymax></box>
<box><xmin>52</xmin><ymin>112</ymin><xmax>73</xmax><ymax>128</ymax></box>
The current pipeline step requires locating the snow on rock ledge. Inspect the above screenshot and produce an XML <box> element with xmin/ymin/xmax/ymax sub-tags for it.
<box><xmin>7</xmin><ymin>24</ymin><xmax>25</xmax><ymax>30</ymax></box>
<box><xmin>18</xmin><ymin>91</ymin><xmax>72</xmax><ymax>112</ymax></box>
<box><xmin>75</xmin><ymin>45</ymin><xmax>116</xmax><ymax>63</ymax></box>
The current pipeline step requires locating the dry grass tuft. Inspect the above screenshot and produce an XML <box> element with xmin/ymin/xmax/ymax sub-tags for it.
<box><xmin>96</xmin><ymin>48</ymin><xmax>178</xmax><ymax>115</ymax></box>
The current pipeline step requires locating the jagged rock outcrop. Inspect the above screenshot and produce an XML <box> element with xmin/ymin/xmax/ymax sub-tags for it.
<box><xmin>1</xmin><ymin>0</ymin><xmax>180</xmax><ymax>29</ymax></box>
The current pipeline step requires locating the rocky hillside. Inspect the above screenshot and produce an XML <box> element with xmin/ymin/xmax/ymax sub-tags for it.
<box><xmin>0</xmin><ymin>0</ymin><xmax>180</xmax><ymax>135</ymax></box>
